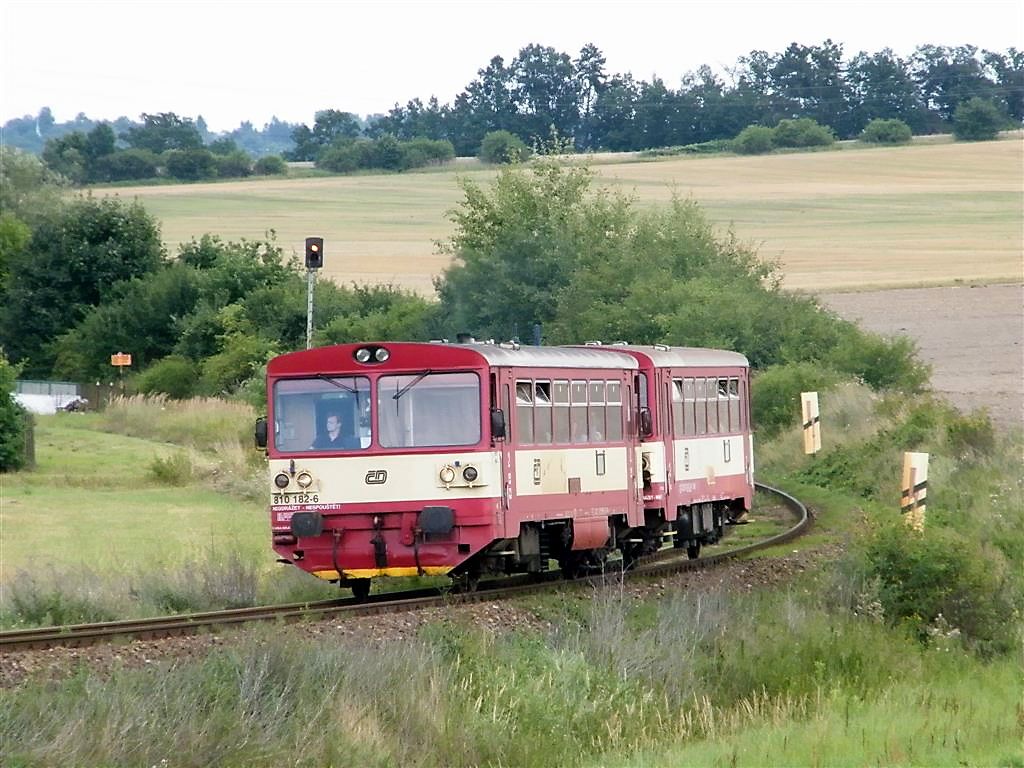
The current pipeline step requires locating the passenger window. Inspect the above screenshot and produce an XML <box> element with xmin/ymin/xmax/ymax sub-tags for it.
<box><xmin>516</xmin><ymin>380</ymin><xmax>534</xmax><ymax>444</ymax></box>
<box><xmin>718</xmin><ymin>378</ymin><xmax>730</xmax><ymax>432</ymax></box>
<box><xmin>535</xmin><ymin>381</ymin><xmax>553</xmax><ymax>443</ymax></box>
<box><xmin>606</xmin><ymin>380</ymin><xmax>622</xmax><ymax>440</ymax></box>
<box><xmin>683</xmin><ymin>377</ymin><xmax>696</xmax><ymax>436</ymax></box>
<box><xmin>706</xmin><ymin>377</ymin><xmax>719</xmax><ymax>433</ymax></box>
<box><xmin>672</xmin><ymin>379</ymin><xmax>684</xmax><ymax>438</ymax></box>
<box><xmin>553</xmin><ymin>380</ymin><xmax>570</xmax><ymax>443</ymax></box>
<box><xmin>589</xmin><ymin>380</ymin><xmax>606</xmax><ymax>441</ymax></box>
<box><xmin>695</xmin><ymin>378</ymin><xmax>707</xmax><ymax>435</ymax></box>
<box><xmin>570</xmin><ymin>380</ymin><xmax>588</xmax><ymax>443</ymax></box>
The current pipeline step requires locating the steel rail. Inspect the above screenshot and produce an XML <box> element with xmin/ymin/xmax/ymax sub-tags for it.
<box><xmin>0</xmin><ymin>482</ymin><xmax>808</xmax><ymax>652</ymax></box>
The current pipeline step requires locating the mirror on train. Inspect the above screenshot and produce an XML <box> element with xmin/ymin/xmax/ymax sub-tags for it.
<box><xmin>638</xmin><ymin>407</ymin><xmax>653</xmax><ymax>438</ymax></box>
<box><xmin>490</xmin><ymin>408</ymin><xmax>506</xmax><ymax>439</ymax></box>
<box><xmin>254</xmin><ymin>417</ymin><xmax>268</xmax><ymax>449</ymax></box>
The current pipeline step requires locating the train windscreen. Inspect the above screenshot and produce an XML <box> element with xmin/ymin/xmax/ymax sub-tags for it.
<box><xmin>377</xmin><ymin>372</ymin><xmax>481</xmax><ymax>447</ymax></box>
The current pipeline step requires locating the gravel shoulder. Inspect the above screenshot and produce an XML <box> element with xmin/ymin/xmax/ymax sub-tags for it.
<box><xmin>819</xmin><ymin>283</ymin><xmax>1023</xmax><ymax>430</ymax></box>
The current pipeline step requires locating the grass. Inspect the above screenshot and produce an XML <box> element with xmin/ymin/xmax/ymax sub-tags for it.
<box><xmin>99</xmin><ymin>136</ymin><xmax>1023</xmax><ymax>294</ymax></box>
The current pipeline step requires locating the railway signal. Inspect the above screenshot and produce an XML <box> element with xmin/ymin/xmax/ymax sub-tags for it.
<box><xmin>304</xmin><ymin>237</ymin><xmax>324</xmax><ymax>349</ymax></box>
<box><xmin>304</xmin><ymin>237</ymin><xmax>324</xmax><ymax>270</ymax></box>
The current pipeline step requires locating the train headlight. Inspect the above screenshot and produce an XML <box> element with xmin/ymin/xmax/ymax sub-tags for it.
<box><xmin>296</xmin><ymin>472</ymin><xmax>313</xmax><ymax>488</ymax></box>
<box><xmin>274</xmin><ymin>473</ymin><xmax>290</xmax><ymax>489</ymax></box>
<box><xmin>355</xmin><ymin>348</ymin><xmax>372</xmax><ymax>363</ymax></box>
<box><xmin>462</xmin><ymin>465</ymin><xmax>478</xmax><ymax>483</ymax></box>
<box><xmin>439</xmin><ymin>465</ymin><xmax>456</xmax><ymax>484</ymax></box>
<box><xmin>374</xmin><ymin>347</ymin><xmax>390</xmax><ymax>362</ymax></box>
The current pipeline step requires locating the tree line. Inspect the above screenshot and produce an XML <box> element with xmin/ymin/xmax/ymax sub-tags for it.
<box><xmin>3</xmin><ymin>40</ymin><xmax>1019</xmax><ymax>181</ymax></box>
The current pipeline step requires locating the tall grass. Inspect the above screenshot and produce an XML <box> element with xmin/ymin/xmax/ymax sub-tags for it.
<box><xmin>99</xmin><ymin>394</ymin><xmax>265</xmax><ymax>500</ymax></box>
<box><xmin>98</xmin><ymin>394</ymin><xmax>256</xmax><ymax>452</ymax></box>
<box><xmin>3</xmin><ymin>586</ymin><xmax>1020</xmax><ymax>767</ymax></box>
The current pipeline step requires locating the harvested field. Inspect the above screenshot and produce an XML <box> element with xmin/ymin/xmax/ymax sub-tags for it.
<box><xmin>820</xmin><ymin>283</ymin><xmax>1024</xmax><ymax>430</ymax></box>
<box><xmin>103</xmin><ymin>136</ymin><xmax>1022</xmax><ymax>295</ymax></box>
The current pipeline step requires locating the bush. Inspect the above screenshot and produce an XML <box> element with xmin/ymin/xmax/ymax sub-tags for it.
<box><xmin>136</xmin><ymin>355</ymin><xmax>200</xmax><ymax>399</ymax></box>
<box><xmin>860</xmin><ymin>118</ymin><xmax>913</xmax><ymax>144</ymax></box>
<box><xmin>215</xmin><ymin>150</ymin><xmax>253</xmax><ymax>178</ymax></box>
<box><xmin>732</xmin><ymin>125</ymin><xmax>774</xmax><ymax>154</ymax></box>
<box><xmin>254</xmin><ymin>155</ymin><xmax>287</xmax><ymax>175</ymax></box>
<box><xmin>164</xmin><ymin>148</ymin><xmax>218</xmax><ymax>180</ymax></box>
<box><xmin>952</xmin><ymin>97</ymin><xmax>1006</xmax><ymax>141</ymax></box>
<box><xmin>858</xmin><ymin>523</ymin><xmax>1017</xmax><ymax>655</ymax></box>
<box><xmin>479</xmin><ymin>130</ymin><xmax>531</xmax><ymax>163</ymax></box>
<box><xmin>400</xmin><ymin>138</ymin><xmax>455</xmax><ymax>169</ymax></box>
<box><xmin>98</xmin><ymin>148</ymin><xmax>160</xmax><ymax>181</ymax></box>
<box><xmin>0</xmin><ymin>352</ymin><xmax>28</xmax><ymax>471</ymax></box>
<box><xmin>148</xmin><ymin>452</ymin><xmax>194</xmax><ymax>486</ymax></box>
<box><xmin>317</xmin><ymin>141</ymin><xmax>367</xmax><ymax>173</ymax></box>
<box><xmin>773</xmin><ymin>118</ymin><xmax>835</xmax><ymax>148</ymax></box>
<box><xmin>751</xmin><ymin>362</ymin><xmax>842</xmax><ymax>437</ymax></box>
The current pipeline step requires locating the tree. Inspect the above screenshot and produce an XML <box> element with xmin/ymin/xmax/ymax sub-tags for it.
<box><xmin>123</xmin><ymin>112</ymin><xmax>203</xmax><ymax>154</ymax></box>
<box><xmin>434</xmin><ymin>160</ymin><xmax>598</xmax><ymax>339</ymax></box>
<box><xmin>846</xmin><ymin>49</ymin><xmax>931</xmax><ymax>134</ymax></box>
<box><xmin>0</xmin><ymin>196</ymin><xmax>164</xmax><ymax>376</ymax></box>
<box><xmin>0</xmin><ymin>351</ymin><xmax>28</xmax><ymax>472</ymax></box>
<box><xmin>912</xmin><ymin>45</ymin><xmax>1001</xmax><ymax>123</ymax></box>
<box><xmin>952</xmin><ymin>97</ymin><xmax>1006</xmax><ymax>140</ymax></box>
<box><xmin>165</xmin><ymin>148</ymin><xmax>218</xmax><ymax>180</ymax></box>
<box><xmin>732</xmin><ymin>125</ymin><xmax>774</xmax><ymax>154</ymax></box>
<box><xmin>478</xmin><ymin>130</ymin><xmax>530</xmax><ymax>163</ymax></box>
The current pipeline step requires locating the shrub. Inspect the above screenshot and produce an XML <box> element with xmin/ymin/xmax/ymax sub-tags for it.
<box><xmin>479</xmin><ymin>130</ymin><xmax>531</xmax><ymax>163</ymax></box>
<box><xmin>253</xmin><ymin>155</ymin><xmax>287</xmax><ymax>175</ymax></box>
<box><xmin>944</xmin><ymin>409</ymin><xmax>996</xmax><ymax>457</ymax></box>
<box><xmin>317</xmin><ymin>141</ymin><xmax>367</xmax><ymax>173</ymax></box>
<box><xmin>215</xmin><ymin>150</ymin><xmax>253</xmax><ymax>178</ymax></box>
<box><xmin>952</xmin><ymin>97</ymin><xmax>1006</xmax><ymax>141</ymax></box>
<box><xmin>0</xmin><ymin>352</ymin><xmax>28</xmax><ymax>471</ymax></box>
<box><xmin>148</xmin><ymin>452</ymin><xmax>193</xmax><ymax>486</ymax></box>
<box><xmin>751</xmin><ymin>362</ymin><xmax>842</xmax><ymax>437</ymax></box>
<box><xmin>400</xmin><ymin>138</ymin><xmax>455</xmax><ymax>169</ymax></box>
<box><xmin>860</xmin><ymin>118</ymin><xmax>913</xmax><ymax>144</ymax></box>
<box><xmin>858</xmin><ymin>522</ymin><xmax>1017</xmax><ymax>655</ymax></box>
<box><xmin>773</xmin><ymin>118</ymin><xmax>835</xmax><ymax>148</ymax></box>
<box><xmin>732</xmin><ymin>125</ymin><xmax>774</xmax><ymax>154</ymax></box>
<box><xmin>98</xmin><ymin>148</ymin><xmax>160</xmax><ymax>181</ymax></box>
<box><xmin>136</xmin><ymin>355</ymin><xmax>200</xmax><ymax>399</ymax></box>
<box><xmin>164</xmin><ymin>148</ymin><xmax>218</xmax><ymax>180</ymax></box>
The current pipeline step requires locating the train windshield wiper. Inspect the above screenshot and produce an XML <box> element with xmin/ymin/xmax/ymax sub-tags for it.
<box><xmin>393</xmin><ymin>370</ymin><xmax>433</xmax><ymax>400</ymax></box>
<box><xmin>316</xmin><ymin>374</ymin><xmax>357</xmax><ymax>394</ymax></box>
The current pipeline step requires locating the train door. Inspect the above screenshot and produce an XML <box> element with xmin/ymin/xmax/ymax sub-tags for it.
<box><xmin>659</xmin><ymin>369</ymin><xmax>678</xmax><ymax>520</ymax></box>
<box><xmin>623</xmin><ymin>378</ymin><xmax>641</xmax><ymax>525</ymax></box>
<box><xmin>496</xmin><ymin>369</ymin><xmax>517</xmax><ymax>538</ymax></box>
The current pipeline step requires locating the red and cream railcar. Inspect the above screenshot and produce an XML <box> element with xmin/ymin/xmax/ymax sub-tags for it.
<box><xmin>576</xmin><ymin>345</ymin><xmax>753</xmax><ymax>559</ymax></box>
<box><xmin>262</xmin><ymin>342</ymin><xmax>645</xmax><ymax>597</ymax></box>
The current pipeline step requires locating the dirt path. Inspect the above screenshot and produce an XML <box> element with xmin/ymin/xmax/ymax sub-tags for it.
<box><xmin>819</xmin><ymin>283</ymin><xmax>1023</xmax><ymax>430</ymax></box>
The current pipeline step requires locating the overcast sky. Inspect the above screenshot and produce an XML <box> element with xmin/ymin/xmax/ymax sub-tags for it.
<box><xmin>2</xmin><ymin>0</ymin><xmax>1021</xmax><ymax>133</ymax></box>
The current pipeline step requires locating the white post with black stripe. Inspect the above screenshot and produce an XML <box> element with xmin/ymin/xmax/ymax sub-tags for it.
<box><xmin>901</xmin><ymin>452</ymin><xmax>929</xmax><ymax>531</ymax></box>
<box><xmin>801</xmin><ymin>392</ymin><xmax>821</xmax><ymax>455</ymax></box>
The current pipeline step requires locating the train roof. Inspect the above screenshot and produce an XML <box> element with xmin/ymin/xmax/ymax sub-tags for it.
<box><xmin>268</xmin><ymin>342</ymin><xmax>639</xmax><ymax>375</ymax></box>
<box><xmin>576</xmin><ymin>344</ymin><xmax>749</xmax><ymax>369</ymax></box>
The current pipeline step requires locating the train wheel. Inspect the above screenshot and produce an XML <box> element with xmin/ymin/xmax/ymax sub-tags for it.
<box><xmin>687</xmin><ymin>543</ymin><xmax>701</xmax><ymax>560</ymax></box>
<box><xmin>350</xmin><ymin>578</ymin><xmax>371</xmax><ymax>601</ymax></box>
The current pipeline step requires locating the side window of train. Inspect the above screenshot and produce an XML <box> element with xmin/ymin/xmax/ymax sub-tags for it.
<box><xmin>718</xmin><ymin>378</ymin><xmax>730</xmax><ymax>433</ymax></box>
<box><xmin>728</xmin><ymin>378</ymin><xmax>741</xmax><ymax>432</ymax></box>
<box><xmin>516</xmin><ymin>380</ymin><xmax>534</xmax><ymax>444</ymax></box>
<box><xmin>606</xmin><ymin>380</ymin><xmax>623</xmax><ymax>440</ymax></box>
<box><xmin>534</xmin><ymin>381</ymin><xmax>553</xmax><ymax>443</ymax></box>
<box><xmin>704</xmin><ymin>377</ymin><xmax>718</xmax><ymax>434</ymax></box>
<box><xmin>695</xmin><ymin>378</ymin><xmax>708</xmax><ymax>435</ymax></box>
<box><xmin>671</xmin><ymin>379</ymin><xmax>685</xmax><ymax>438</ymax></box>
<box><xmin>683</xmin><ymin>377</ymin><xmax>696</xmax><ymax>436</ymax></box>
<box><xmin>570</xmin><ymin>380</ymin><xmax>588</xmax><ymax>443</ymax></box>
<box><xmin>553</xmin><ymin>380</ymin><xmax>570</xmax><ymax>443</ymax></box>
<box><xmin>588</xmin><ymin>380</ymin><xmax>606</xmax><ymax>441</ymax></box>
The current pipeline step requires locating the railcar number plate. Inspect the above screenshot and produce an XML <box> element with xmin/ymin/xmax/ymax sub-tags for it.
<box><xmin>272</xmin><ymin>492</ymin><xmax>320</xmax><ymax>505</ymax></box>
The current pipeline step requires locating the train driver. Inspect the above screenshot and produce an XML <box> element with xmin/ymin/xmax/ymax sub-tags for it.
<box><xmin>311</xmin><ymin>410</ymin><xmax>361</xmax><ymax>450</ymax></box>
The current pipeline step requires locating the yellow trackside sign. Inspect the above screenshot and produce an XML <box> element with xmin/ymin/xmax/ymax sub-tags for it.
<box><xmin>110</xmin><ymin>352</ymin><xmax>132</xmax><ymax>367</ymax></box>
<box><xmin>801</xmin><ymin>392</ymin><xmax>821</xmax><ymax>455</ymax></box>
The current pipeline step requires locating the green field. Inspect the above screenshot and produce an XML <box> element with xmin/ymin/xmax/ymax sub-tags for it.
<box><xmin>102</xmin><ymin>136</ymin><xmax>1024</xmax><ymax>294</ymax></box>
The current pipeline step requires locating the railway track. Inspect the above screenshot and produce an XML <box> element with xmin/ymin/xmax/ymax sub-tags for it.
<box><xmin>0</xmin><ymin>483</ymin><xmax>808</xmax><ymax>652</ymax></box>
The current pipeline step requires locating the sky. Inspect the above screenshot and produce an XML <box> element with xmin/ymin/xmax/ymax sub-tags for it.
<box><xmin>2</xmin><ymin>0</ymin><xmax>1021</xmax><ymax>133</ymax></box>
